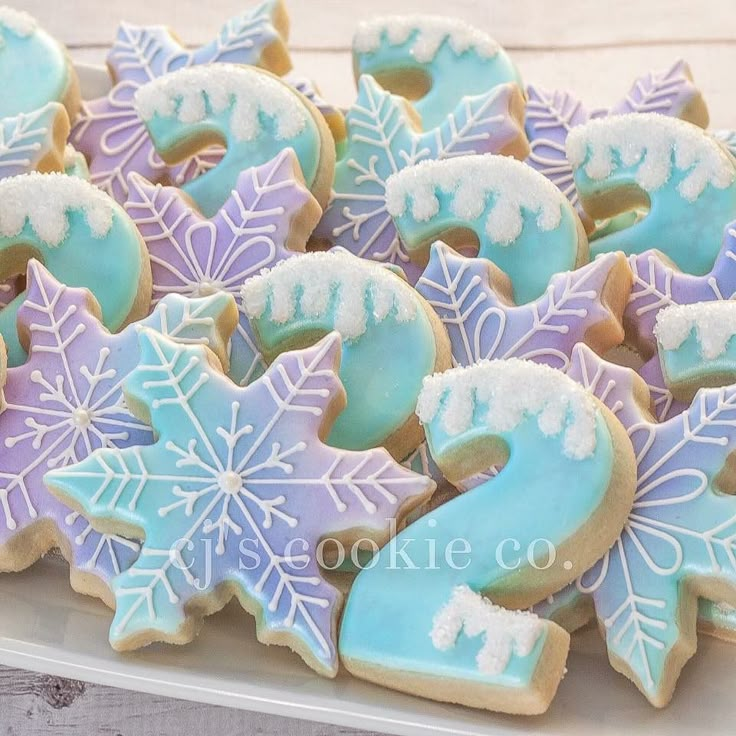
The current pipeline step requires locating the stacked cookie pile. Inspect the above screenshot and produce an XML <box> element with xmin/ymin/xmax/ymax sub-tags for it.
<box><xmin>1</xmin><ymin>0</ymin><xmax>736</xmax><ymax>718</ymax></box>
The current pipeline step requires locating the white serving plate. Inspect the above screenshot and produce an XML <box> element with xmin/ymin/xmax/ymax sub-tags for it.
<box><xmin>0</xmin><ymin>65</ymin><xmax>733</xmax><ymax>736</ymax></box>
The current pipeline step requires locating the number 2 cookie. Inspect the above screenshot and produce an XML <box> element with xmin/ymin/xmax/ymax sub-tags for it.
<box><xmin>340</xmin><ymin>358</ymin><xmax>636</xmax><ymax>714</ymax></box>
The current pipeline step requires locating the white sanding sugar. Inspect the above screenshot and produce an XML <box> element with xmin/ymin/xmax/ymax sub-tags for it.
<box><xmin>566</xmin><ymin>113</ymin><xmax>735</xmax><ymax>202</ymax></box>
<box><xmin>135</xmin><ymin>64</ymin><xmax>308</xmax><ymax>142</ymax></box>
<box><xmin>241</xmin><ymin>250</ymin><xmax>417</xmax><ymax>339</ymax></box>
<box><xmin>430</xmin><ymin>585</ymin><xmax>543</xmax><ymax>676</ymax></box>
<box><xmin>654</xmin><ymin>301</ymin><xmax>736</xmax><ymax>360</ymax></box>
<box><xmin>416</xmin><ymin>358</ymin><xmax>597</xmax><ymax>460</ymax></box>
<box><xmin>0</xmin><ymin>6</ymin><xmax>37</xmax><ymax>38</ymax></box>
<box><xmin>0</xmin><ymin>172</ymin><xmax>115</xmax><ymax>245</ymax></box>
<box><xmin>386</xmin><ymin>155</ymin><xmax>565</xmax><ymax>246</ymax></box>
<box><xmin>354</xmin><ymin>15</ymin><xmax>499</xmax><ymax>63</ymax></box>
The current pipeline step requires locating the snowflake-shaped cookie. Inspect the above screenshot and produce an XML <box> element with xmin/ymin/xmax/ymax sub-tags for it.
<box><xmin>544</xmin><ymin>344</ymin><xmax>736</xmax><ymax>706</ymax></box>
<box><xmin>416</xmin><ymin>242</ymin><xmax>631</xmax><ymax>370</ymax></box>
<box><xmin>47</xmin><ymin>331</ymin><xmax>433</xmax><ymax>675</ymax></box>
<box><xmin>0</xmin><ymin>260</ymin><xmax>236</xmax><ymax>603</ymax></box>
<box><xmin>526</xmin><ymin>60</ymin><xmax>707</xmax><ymax>218</ymax></box>
<box><xmin>625</xmin><ymin>223</ymin><xmax>736</xmax><ymax>420</ymax></box>
<box><xmin>70</xmin><ymin>1</ymin><xmax>289</xmax><ymax>203</ymax></box>
<box><xmin>0</xmin><ymin>102</ymin><xmax>68</xmax><ymax>180</ymax></box>
<box><xmin>125</xmin><ymin>149</ymin><xmax>317</xmax><ymax>386</ymax></box>
<box><xmin>314</xmin><ymin>75</ymin><xmax>527</xmax><ymax>283</ymax></box>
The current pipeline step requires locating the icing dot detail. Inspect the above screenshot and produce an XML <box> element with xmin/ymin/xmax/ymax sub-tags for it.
<box><xmin>0</xmin><ymin>172</ymin><xmax>115</xmax><ymax>245</ymax></box>
<box><xmin>71</xmin><ymin>408</ymin><xmax>93</xmax><ymax>429</ymax></box>
<box><xmin>0</xmin><ymin>6</ymin><xmax>37</xmax><ymax>39</ymax></box>
<box><xmin>655</xmin><ymin>301</ymin><xmax>736</xmax><ymax>359</ymax></box>
<box><xmin>354</xmin><ymin>15</ymin><xmax>499</xmax><ymax>63</ymax></box>
<box><xmin>135</xmin><ymin>64</ymin><xmax>308</xmax><ymax>142</ymax></box>
<box><xmin>217</xmin><ymin>471</ymin><xmax>243</xmax><ymax>495</ymax></box>
<box><xmin>417</xmin><ymin>358</ymin><xmax>598</xmax><ymax>460</ymax></box>
<box><xmin>386</xmin><ymin>155</ymin><xmax>565</xmax><ymax>246</ymax></box>
<box><xmin>430</xmin><ymin>585</ymin><xmax>543</xmax><ymax>675</ymax></box>
<box><xmin>567</xmin><ymin>113</ymin><xmax>736</xmax><ymax>202</ymax></box>
<box><xmin>241</xmin><ymin>250</ymin><xmax>418</xmax><ymax>340</ymax></box>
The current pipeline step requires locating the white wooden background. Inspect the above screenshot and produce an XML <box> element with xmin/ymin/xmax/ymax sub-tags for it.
<box><xmin>3</xmin><ymin>0</ymin><xmax>735</xmax><ymax>733</ymax></box>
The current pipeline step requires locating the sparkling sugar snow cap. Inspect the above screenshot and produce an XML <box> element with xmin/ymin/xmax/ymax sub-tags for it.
<box><xmin>134</xmin><ymin>64</ymin><xmax>309</xmax><ymax>142</ymax></box>
<box><xmin>566</xmin><ymin>113</ymin><xmax>735</xmax><ymax>202</ymax></box>
<box><xmin>241</xmin><ymin>250</ymin><xmax>418</xmax><ymax>340</ymax></box>
<box><xmin>655</xmin><ymin>301</ymin><xmax>736</xmax><ymax>359</ymax></box>
<box><xmin>385</xmin><ymin>154</ymin><xmax>565</xmax><ymax>245</ymax></box>
<box><xmin>0</xmin><ymin>172</ymin><xmax>115</xmax><ymax>245</ymax></box>
<box><xmin>416</xmin><ymin>358</ymin><xmax>598</xmax><ymax>459</ymax></box>
<box><xmin>353</xmin><ymin>15</ymin><xmax>499</xmax><ymax>63</ymax></box>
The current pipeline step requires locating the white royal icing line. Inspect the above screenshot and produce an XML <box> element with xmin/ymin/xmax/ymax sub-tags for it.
<box><xmin>385</xmin><ymin>154</ymin><xmax>565</xmax><ymax>246</ymax></box>
<box><xmin>0</xmin><ymin>172</ymin><xmax>114</xmax><ymax>245</ymax></box>
<box><xmin>566</xmin><ymin>113</ymin><xmax>735</xmax><ymax>202</ymax></box>
<box><xmin>241</xmin><ymin>250</ymin><xmax>417</xmax><ymax>340</ymax></box>
<box><xmin>354</xmin><ymin>15</ymin><xmax>499</xmax><ymax>63</ymax></box>
<box><xmin>431</xmin><ymin>585</ymin><xmax>543</xmax><ymax>675</ymax></box>
<box><xmin>134</xmin><ymin>64</ymin><xmax>308</xmax><ymax>142</ymax></box>
<box><xmin>417</xmin><ymin>358</ymin><xmax>597</xmax><ymax>459</ymax></box>
<box><xmin>655</xmin><ymin>301</ymin><xmax>736</xmax><ymax>360</ymax></box>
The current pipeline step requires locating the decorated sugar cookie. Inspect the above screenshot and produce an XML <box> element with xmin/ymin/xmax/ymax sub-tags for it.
<box><xmin>242</xmin><ymin>249</ymin><xmax>451</xmax><ymax>460</ymax></box>
<box><xmin>526</xmin><ymin>60</ymin><xmax>708</xmax><ymax>226</ymax></box>
<box><xmin>538</xmin><ymin>343</ymin><xmax>736</xmax><ymax>706</ymax></box>
<box><xmin>0</xmin><ymin>102</ymin><xmax>69</xmax><ymax>180</ymax></box>
<box><xmin>0</xmin><ymin>6</ymin><xmax>80</xmax><ymax>119</ymax></box>
<box><xmin>340</xmin><ymin>359</ymin><xmax>635</xmax><ymax>714</ymax></box>
<box><xmin>70</xmin><ymin>1</ymin><xmax>291</xmax><ymax>203</ymax></box>
<box><xmin>125</xmin><ymin>149</ymin><xmax>319</xmax><ymax>386</ymax></box>
<box><xmin>47</xmin><ymin>331</ymin><xmax>434</xmax><ymax>675</ymax></box>
<box><xmin>387</xmin><ymin>154</ymin><xmax>587</xmax><ymax>303</ymax></box>
<box><xmin>0</xmin><ymin>260</ymin><xmax>237</xmax><ymax>604</ymax></box>
<box><xmin>568</xmin><ymin>113</ymin><xmax>736</xmax><ymax>275</ymax></box>
<box><xmin>417</xmin><ymin>242</ymin><xmax>630</xmax><ymax>369</ymax></box>
<box><xmin>135</xmin><ymin>64</ymin><xmax>334</xmax><ymax>218</ymax></box>
<box><xmin>353</xmin><ymin>15</ymin><xmax>522</xmax><ymax>129</ymax></box>
<box><xmin>654</xmin><ymin>301</ymin><xmax>736</xmax><ymax>400</ymax></box>
<box><xmin>0</xmin><ymin>172</ymin><xmax>151</xmax><ymax>366</ymax></box>
<box><xmin>313</xmin><ymin>75</ymin><xmax>528</xmax><ymax>284</ymax></box>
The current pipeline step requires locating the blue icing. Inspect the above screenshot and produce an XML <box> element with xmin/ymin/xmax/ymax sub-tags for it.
<box><xmin>392</xmin><ymin>187</ymin><xmax>576</xmax><ymax>304</ymax></box>
<box><xmin>145</xmin><ymin>109</ymin><xmax>321</xmax><ymax>219</ymax></box>
<box><xmin>0</xmin><ymin>22</ymin><xmax>71</xmax><ymax>117</ymax></box>
<box><xmin>354</xmin><ymin>28</ymin><xmax>521</xmax><ymax>129</ymax></box>
<box><xmin>0</xmin><ymin>208</ymin><xmax>145</xmax><ymax>366</ymax></box>
<box><xmin>250</xmin><ymin>284</ymin><xmax>436</xmax><ymax>451</ymax></box>
<box><xmin>340</xmin><ymin>410</ymin><xmax>614</xmax><ymax>689</ymax></box>
<box><xmin>579</xmin><ymin>164</ymin><xmax>736</xmax><ymax>276</ymax></box>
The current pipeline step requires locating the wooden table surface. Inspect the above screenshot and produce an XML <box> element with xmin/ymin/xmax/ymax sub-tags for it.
<box><xmin>3</xmin><ymin>0</ymin><xmax>735</xmax><ymax>733</ymax></box>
